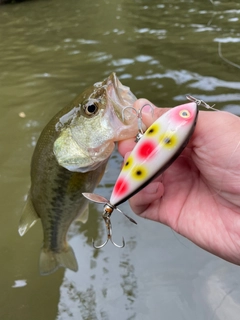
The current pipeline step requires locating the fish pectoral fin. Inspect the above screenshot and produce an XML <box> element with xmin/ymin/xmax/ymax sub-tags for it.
<box><xmin>18</xmin><ymin>196</ymin><xmax>39</xmax><ymax>236</ymax></box>
<box><xmin>39</xmin><ymin>245</ymin><xmax>78</xmax><ymax>276</ymax></box>
<box><xmin>75</xmin><ymin>203</ymin><xmax>89</xmax><ymax>224</ymax></box>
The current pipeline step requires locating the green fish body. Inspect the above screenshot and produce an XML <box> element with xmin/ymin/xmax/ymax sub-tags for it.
<box><xmin>19</xmin><ymin>73</ymin><xmax>138</xmax><ymax>275</ymax></box>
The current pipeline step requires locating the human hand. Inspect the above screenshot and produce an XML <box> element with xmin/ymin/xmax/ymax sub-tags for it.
<box><xmin>118</xmin><ymin>98</ymin><xmax>240</xmax><ymax>265</ymax></box>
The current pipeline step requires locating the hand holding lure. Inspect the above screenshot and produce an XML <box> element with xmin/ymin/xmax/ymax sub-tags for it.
<box><xmin>83</xmin><ymin>96</ymin><xmax>216</xmax><ymax>249</ymax></box>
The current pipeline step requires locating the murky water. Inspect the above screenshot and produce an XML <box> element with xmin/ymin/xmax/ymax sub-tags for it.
<box><xmin>1</xmin><ymin>0</ymin><xmax>240</xmax><ymax>319</ymax></box>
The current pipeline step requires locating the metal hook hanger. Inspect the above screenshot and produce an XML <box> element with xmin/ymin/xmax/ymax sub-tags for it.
<box><xmin>186</xmin><ymin>95</ymin><xmax>219</xmax><ymax>111</ymax></box>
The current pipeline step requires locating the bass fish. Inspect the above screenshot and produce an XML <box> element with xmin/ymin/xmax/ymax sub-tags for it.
<box><xmin>19</xmin><ymin>73</ymin><xmax>139</xmax><ymax>275</ymax></box>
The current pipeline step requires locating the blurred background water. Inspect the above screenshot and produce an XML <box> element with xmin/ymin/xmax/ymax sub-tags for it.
<box><xmin>1</xmin><ymin>0</ymin><xmax>240</xmax><ymax>319</ymax></box>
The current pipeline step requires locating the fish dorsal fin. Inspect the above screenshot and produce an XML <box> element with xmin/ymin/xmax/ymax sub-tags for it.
<box><xmin>18</xmin><ymin>196</ymin><xmax>39</xmax><ymax>236</ymax></box>
<box><xmin>75</xmin><ymin>203</ymin><xmax>89</xmax><ymax>224</ymax></box>
<box><xmin>39</xmin><ymin>244</ymin><xmax>78</xmax><ymax>276</ymax></box>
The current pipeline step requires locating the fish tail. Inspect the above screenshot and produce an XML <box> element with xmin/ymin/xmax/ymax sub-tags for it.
<box><xmin>39</xmin><ymin>245</ymin><xmax>78</xmax><ymax>276</ymax></box>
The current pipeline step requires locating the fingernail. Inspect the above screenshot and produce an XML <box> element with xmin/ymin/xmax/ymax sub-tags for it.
<box><xmin>142</xmin><ymin>103</ymin><xmax>153</xmax><ymax>114</ymax></box>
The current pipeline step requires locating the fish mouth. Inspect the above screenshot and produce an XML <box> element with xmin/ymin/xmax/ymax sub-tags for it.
<box><xmin>107</xmin><ymin>73</ymin><xmax>138</xmax><ymax>123</ymax></box>
<box><xmin>103</xmin><ymin>73</ymin><xmax>140</xmax><ymax>141</ymax></box>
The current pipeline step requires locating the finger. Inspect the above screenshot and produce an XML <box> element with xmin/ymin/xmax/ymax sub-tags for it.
<box><xmin>129</xmin><ymin>177</ymin><xmax>164</xmax><ymax>216</ymax></box>
<box><xmin>118</xmin><ymin>138</ymin><xmax>136</xmax><ymax>157</ymax></box>
<box><xmin>134</xmin><ymin>98</ymin><xmax>168</xmax><ymax>127</ymax></box>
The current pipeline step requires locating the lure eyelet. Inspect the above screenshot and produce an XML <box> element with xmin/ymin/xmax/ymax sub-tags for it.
<box><xmin>179</xmin><ymin>109</ymin><xmax>191</xmax><ymax>118</ymax></box>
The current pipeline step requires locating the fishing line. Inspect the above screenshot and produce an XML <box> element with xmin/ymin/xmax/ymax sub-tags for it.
<box><xmin>218</xmin><ymin>42</ymin><xmax>240</xmax><ymax>70</ymax></box>
<box><xmin>214</xmin><ymin>137</ymin><xmax>240</xmax><ymax>200</ymax></box>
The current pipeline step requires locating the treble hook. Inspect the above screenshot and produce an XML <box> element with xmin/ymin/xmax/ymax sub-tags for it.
<box><xmin>82</xmin><ymin>193</ymin><xmax>137</xmax><ymax>249</ymax></box>
<box><xmin>122</xmin><ymin>103</ymin><xmax>154</xmax><ymax>142</ymax></box>
<box><xmin>92</xmin><ymin>204</ymin><xmax>125</xmax><ymax>249</ymax></box>
<box><xmin>186</xmin><ymin>95</ymin><xmax>219</xmax><ymax>111</ymax></box>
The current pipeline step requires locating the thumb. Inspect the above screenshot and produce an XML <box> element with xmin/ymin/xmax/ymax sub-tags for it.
<box><xmin>133</xmin><ymin>98</ymin><xmax>169</xmax><ymax>128</ymax></box>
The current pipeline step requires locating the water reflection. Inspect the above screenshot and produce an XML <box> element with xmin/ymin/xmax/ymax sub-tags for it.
<box><xmin>57</xmin><ymin>209</ymin><xmax>138</xmax><ymax>320</ymax></box>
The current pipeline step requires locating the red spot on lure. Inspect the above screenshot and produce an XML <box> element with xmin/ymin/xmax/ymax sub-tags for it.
<box><xmin>136</xmin><ymin>140</ymin><xmax>157</xmax><ymax>159</ymax></box>
<box><xmin>114</xmin><ymin>178</ymin><xmax>129</xmax><ymax>197</ymax></box>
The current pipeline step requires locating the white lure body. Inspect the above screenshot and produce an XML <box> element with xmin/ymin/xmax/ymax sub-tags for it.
<box><xmin>110</xmin><ymin>102</ymin><xmax>198</xmax><ymax>206</ymax></box>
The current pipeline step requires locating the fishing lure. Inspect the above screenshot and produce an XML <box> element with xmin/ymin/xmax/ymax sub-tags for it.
<box><xmin>83</xmin><ymin>96</ymin><xmax>216</xmax><ymax>249</ymax></box>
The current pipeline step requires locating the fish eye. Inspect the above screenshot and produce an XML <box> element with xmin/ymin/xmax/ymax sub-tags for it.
<box><xmin>83</xmin><ymin>100</ymin><xmax>99</xmax><ymax>116</ymax></box>
<box><xmin>179</xmin><ymin>109</ymin><xmax>190</xmax><ymax>118</ymax></box>
<box><xmin>86</xmin><ymin>104</ymin><xmax>97</xmax><ymax>115</ymax></box>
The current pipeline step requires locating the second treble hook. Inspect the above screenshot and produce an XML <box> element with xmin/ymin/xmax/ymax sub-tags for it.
<box><xmin>83</xmin><ymin>193</ymin><xmax>136</xmax><ymax>249</ymax></box>
<box><xmin>122</xmin><ymin>103</ymin><xmax>154</xmax><ymax>142</ymax></box>
<box><xmin>92</xmin><ymin>205</ymin><xmax>125</xmax><ymax>249</ymax></box>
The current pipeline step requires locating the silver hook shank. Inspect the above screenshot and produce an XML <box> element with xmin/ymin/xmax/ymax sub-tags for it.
<box><xmin>122</xmin><ymin>106</ymin><xmax>138</xmax><ymax>123</ymax></box>
<box><xmin>137</xmin><ymin>103</ymin><xmax>154</xmax><ymax>134</ymax></box>
<box><xmin>92</xmin><ymin>212</ymin><xmax>125</xmax><ymax>249</ymax></box>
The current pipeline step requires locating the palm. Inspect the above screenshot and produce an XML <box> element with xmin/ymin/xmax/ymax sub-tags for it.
<box><xmin>119</xmin><ymin>104</ymin><xmax>240</xmax><ymax>265</ymax></box>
